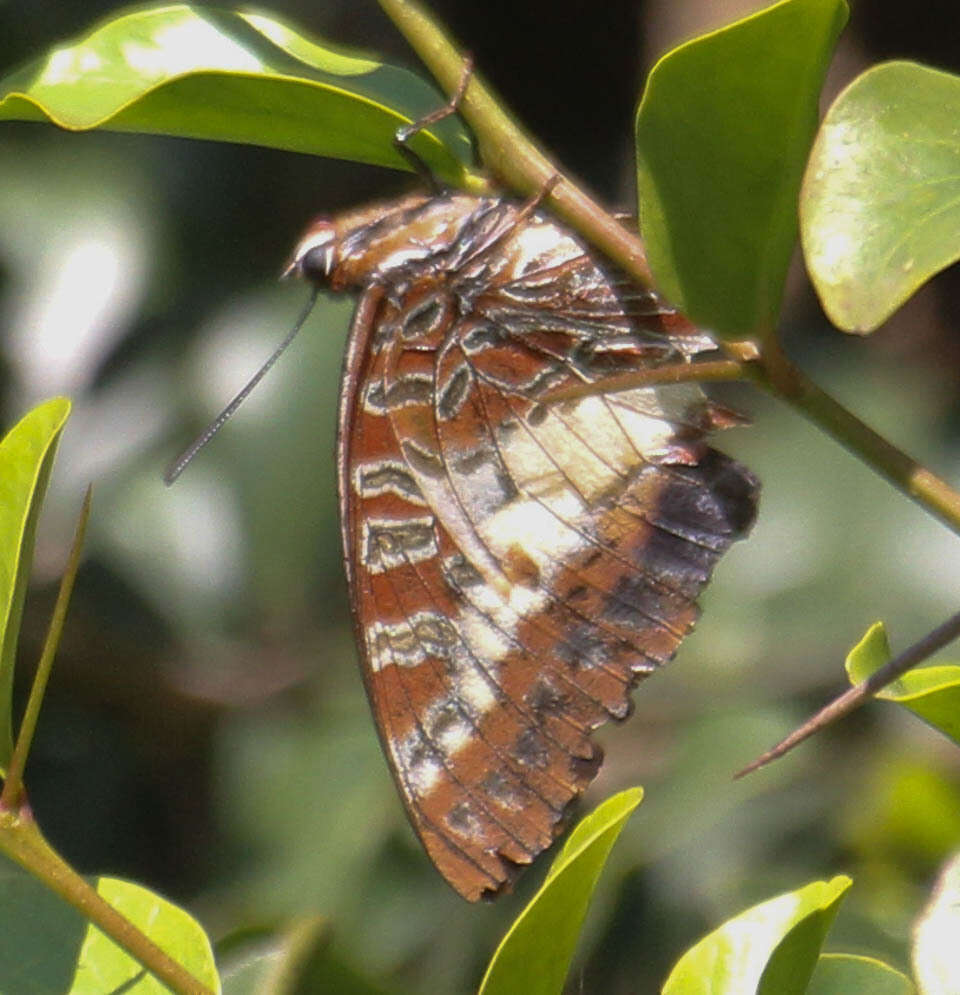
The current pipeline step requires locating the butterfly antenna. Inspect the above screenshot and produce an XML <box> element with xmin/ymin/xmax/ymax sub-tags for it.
<box><xmin>164</xmin><ymin>287</ymin><xmax>319</xmax><ymax>485</ymax></box>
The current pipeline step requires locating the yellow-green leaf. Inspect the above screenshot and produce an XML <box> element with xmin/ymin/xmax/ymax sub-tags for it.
<box><xmin>808</xmin><ymin>953</ymin><xmax>915</xmax><ymax>994</ymax></box>
<box><xmin>845</xmin><ymin>621</ymin><xmax>960</xmax><ymax>746</ymax></box>
<box><xmin>0</xmin><ymin>398</ymin><xmax>70</xmax><ymax>774</ymax></box>
<box><xmin>0</xmin><ymin>4</ymin><xmax>479</xmax><ymax>189</ymax></box>
<box><xmin>0</xmin><ymin>866</ymin><xmax>218</xmax><ymax>993</ymax></box>
<box><xmin>479</xmin><ymin>787</ymin><xmax>643</xmax><ymax>995</ymax></box>
<box><xmin>662</xmin><ymin>876</ymin><xmax>851</xmax><ymax>995</ymax></box>
<box><xmin>74</xmin><ymin>877</ymin><xmax>219</xmax><ymax>993</ymax></box>
<box><xmin>845</xmin><ymin>621</ymin><xmax>892</xmax><ymax>685</ymax></box>
<box><xmin>802</xmin><ymin>62</ymin><xmax>960</xmax><ymax>332</ymax></box>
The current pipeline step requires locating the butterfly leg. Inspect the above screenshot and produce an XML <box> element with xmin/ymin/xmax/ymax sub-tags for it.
<box><xmin>513</xmin><ymin>173</ymin><xmax>561</xmax><ymax>221</ymax></box>
<box><xmin>394</xmin><ymin>56</ymin><xmax>474</xmax><ymax>192</ymax></box>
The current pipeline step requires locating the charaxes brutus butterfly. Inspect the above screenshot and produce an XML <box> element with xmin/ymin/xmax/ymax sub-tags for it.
<box><xmin>282</xmin><ymin>191</ymin><xmax>759</xmax><ymax>901</ymax></box>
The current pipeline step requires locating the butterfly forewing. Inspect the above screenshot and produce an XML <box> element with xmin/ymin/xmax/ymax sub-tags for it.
<box><xmin>309</xmin><ymin>193</ymin><xmax>758</xmax><ymax>901</ymax></box>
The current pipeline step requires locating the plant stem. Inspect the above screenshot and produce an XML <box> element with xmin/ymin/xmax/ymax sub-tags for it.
<box><xmin>0</xmin><ymin>807</ymin><xmax>212</xmax><ymax>994</ymax></box>
<box><xmin>757</xmin><ymin>337</ymin><xmax>960</xmax><ymax>536</ymax></box>
<box><xmin>542</xmin><ymin>359</ymin><xmax>750</xmax><ymax>403</ymax></box>
<box><xmin>377</xmin><ymin>0</ymin><xmax>960</xmax><ymax>540</ymax></box>
<box><xmin>1</xmin><ymin>488</ymin><xmax>91</xmax><ymax>812</ymax></box>
<box><xmin>736</xmin><ymin>608</ymin><xmax>960</xmax><ymax>777</ymax></box>
<box><xmin>0</xmin><ymin>487</ymin><xmax>211</xmax><ymax>993</ymax></box>
<box><xmin>377</xmin><ymin>0</ymin><xmax>654</xmax><ymax>287</ymax></box>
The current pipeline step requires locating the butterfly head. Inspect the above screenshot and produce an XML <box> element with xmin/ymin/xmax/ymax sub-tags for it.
<box><xmin>283</xmin><ymin>219</ymin><xmax>338</xmax><ymax>285</ymax></box>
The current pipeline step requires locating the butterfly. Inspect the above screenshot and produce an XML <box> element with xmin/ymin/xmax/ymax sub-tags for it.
<box><xmin>281</xmin><ymin>190</ymin><xmax>759</xmax><ymax>900</ymax></box>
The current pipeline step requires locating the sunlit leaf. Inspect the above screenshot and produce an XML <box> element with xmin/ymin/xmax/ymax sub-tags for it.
<box><xmin>0</xmin><ymin>866</ymin><xmax>218</xmax><ymax>993</ymax></box>
<box><xmin>0</xmin><ymin>4</ymin><xmax>479</xmax><ymax>189</ymax></box>
<box><xmin>0</xmin><ymin>398</ymin><xmax>70</xmax><ymax>774</ymax></box>
<box><xmin>845</xmin><ymin>621</ymin><xmax>892</xmax><ymax>685</ymax></box>
<box><xmin>635</xmin><ymin>0</ymin><xmax>847</xmax><ymax>338</ymax></box>
<box><xmin>478</xmin><ymin>787</ymin><xmax>643</xmax><ymax>995</ymax></box>
<box><xmin>912</xmin><ymin>850</ymin><xmax>960</xmax><ymax>995</ymax></box>
<box><xmin>75</xmin><ymin>877</ymin><xmax>219</xmax><ymax>993</ymax></box>
<box><xmin>808</xmin><ymin>953</ymin><xmax>915</xmax><ymax>994</ymax></box>
<box><xmin>802</xmin><ymin>62</ymin><xmax>960</xmax><ymax>332</ymax></box>
<box><xmin>846</xmin><ymin>621</ymin><xmax>960</xmax><ymax>746</ymax></box>
<box><xmin>662</xmin><ymin>876</ymin><xmax>851</xmax><ymax>995</ymax></box>
<box><xmin>881</xmin><ymin>668</ymin><xmax>960</xmax><ymax>745</ymax></box>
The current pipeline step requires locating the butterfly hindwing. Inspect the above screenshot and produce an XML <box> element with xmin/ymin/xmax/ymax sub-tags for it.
<box><xmin>316</xmin><ymin>194</ymin><xmax>759</xmax><ymax>900</ymax></box>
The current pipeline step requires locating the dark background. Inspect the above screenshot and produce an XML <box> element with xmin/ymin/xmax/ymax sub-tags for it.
<box><xmin>2</xmin><ymin>1</ymin><xmax>960</xmax><ymax>991</ymax></box>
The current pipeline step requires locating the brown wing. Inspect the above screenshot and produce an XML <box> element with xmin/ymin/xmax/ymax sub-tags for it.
<box><xmin>338</xmin><ymin>217</ymin><xmax>758</xmax><ymax>901</ymax></box>
<box><xmin>339</xmin><ymin>285</ymin><xmax>576</xmax><ymax>898</ymax></box>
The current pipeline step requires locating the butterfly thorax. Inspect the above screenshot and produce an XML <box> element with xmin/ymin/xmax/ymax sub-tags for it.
<box><xmin>289</xmin><ymin>193</ymin><xmax>712</xmax><ymax>370</ymax></box>
<box><xmin>289</xmin><ymin>193</ymin><xmax>514</xmax><ymax>293</ymax></box>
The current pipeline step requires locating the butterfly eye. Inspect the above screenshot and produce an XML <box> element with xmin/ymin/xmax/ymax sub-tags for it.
<box><xmin>299</xmin><ymin>242</ymin><xmax>336</xmax><ymax>282</ymax></box>
<box><xmin>286</xmin><ymin>220</ymin><xmax>337</xmax><ymax>283</ymax></box>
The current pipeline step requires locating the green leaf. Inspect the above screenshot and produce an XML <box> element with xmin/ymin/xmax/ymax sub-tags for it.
<box><xmin>218</xmin><ymin>918</ymin><xmax>389</xmax><ymax>995</ymax></box>
<box><xmin>0</xmin><ymin>865</ymin><xmax>218</xmax><ymax>993</ymax></box>
<box><xmin>882</xmin><ymin>668</ymin><xmax>960</xmax><ymax>744</ymax></box>
<box><xmin>0</xmin><ymin>398</ymin><xmax>70</xmax><ymax>774</ymax></box>
<box><xmin>845</xmin><ymin>621</ymin><xmax>892</xmax><ymax>685</ymax></box>
<box><xmin>661</xmin><ymin>876</ymin><xmax>851</xmax><ymax>995</ymax></box>
<box><xmin>77</xmin><ymin>878</ymin><xmax>219</xmax><ymax>993</ymax></box>
<box><xmin>478</xmin><ymin>787</ymin><xmax>643</xmax><ymax>995</ymax></box>
<box><xmin>220</xmin><ymin>949</ymin><xmax>277</xmax><ymax>995</ymax></box>
<box><xmin>912</xmin><ymin>851</ymin><xmax>960</xmax><ymax>995</ymax></box>
<box><xmin>635</xmin><ymin>0</ymin><xmax>847</xmax><ymax>338</ymax></box>
<box><xmin>845</xmin><ymin>621</ymin><xmax>960</xmax><ymax>746</ymax></box>
<box><xmin>0</xmin><ymin>4</ymin><xmax>479</xmax><ymax>189</ymax></box>
<box><xmin>808</xmin><ymin>953</ymin><xmax>915</xmax><ymax>994</ymax></box>
<box><xmin>802</xmin><ymin>62</ymin><xmax>960</xmax><ymax>332</ymax></box>
<box><xmin>0</xmin><ymin>859</ymin><xmax>86</xmax><ymax>994</ymax></box>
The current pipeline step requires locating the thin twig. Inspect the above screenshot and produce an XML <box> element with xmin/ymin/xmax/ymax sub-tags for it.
<box><xmin>377</xmin><ymin>0</ymin><xmax>654</xmax><ymax>288</ymax></box>
<box><xmin>542</xmin><ymin>359</ymin><xmax>749</xmax><ymax>403</ymax></box>
<box><xmin>0</xmin><ymin>486</ymin><xmax>212</xmax><ymax>994</ymax></box>
<box><xmin>1</xmin><ymin>487</ymin><xmax>91</xmax><ymax>811</ymax></box>
<box><xmin>735</xmin><ymin>609</ymin><xmax>960</xmax><ymax>778</ymax></box>
<box><xmin>755</xmin><ymin>337</ymin><xmax>960</xmax><ymax>538</ymax></box>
